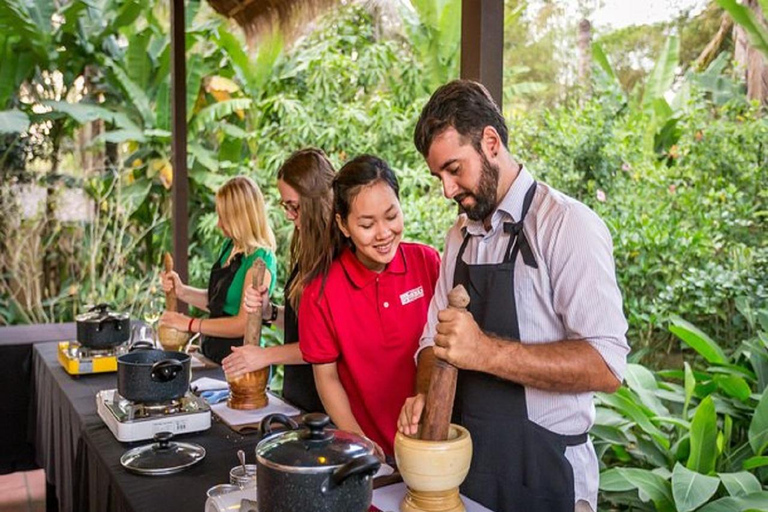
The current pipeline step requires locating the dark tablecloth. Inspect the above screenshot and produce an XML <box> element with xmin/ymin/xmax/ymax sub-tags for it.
<box><xmin>33</xmin><ymin>341</ymin><xmax>256</xmax><ymax>512</ymax></box>
<box><xmin>0</xmin><ymin>323</ymin><xmax>76</xmax><ymax>474</ymax></box>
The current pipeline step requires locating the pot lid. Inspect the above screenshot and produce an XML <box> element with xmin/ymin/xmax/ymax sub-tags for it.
<box><xmin>76</xmin><ymin>303</ymin><xmax>129</xmax><ymax>323</ymax></box>
<box><xmin>121</xmin><ymin>432</ymin><xmax>205</xmax><ymax>475</ymax></box>
<box><xmin>256</xmin><ymin>413</ymin><xmax>373</xmax><ymax>472</ymax></box>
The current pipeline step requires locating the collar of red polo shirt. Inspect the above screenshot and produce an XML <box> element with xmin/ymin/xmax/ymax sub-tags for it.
<box><xmin>339</xmin><ymin>245</ymin><xmax>407</xmax><ymax>288</ymax></box>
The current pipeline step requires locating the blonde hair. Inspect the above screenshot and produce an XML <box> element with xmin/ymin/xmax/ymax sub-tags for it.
<box><xmin>216</xmin><ymin>176</ymin><xmax>276</xmax><ymax>257</ymax></box>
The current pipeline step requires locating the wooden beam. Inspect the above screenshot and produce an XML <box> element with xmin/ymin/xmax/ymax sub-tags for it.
<box><xmin>461</xmin><ymin>0</ymin><xmax>504</xmax><ymax>109</ymax></box>
<box><xmin>170</xmin><ymin>0</ymin><xmax>189</xmax><ymax>313</ymax></box>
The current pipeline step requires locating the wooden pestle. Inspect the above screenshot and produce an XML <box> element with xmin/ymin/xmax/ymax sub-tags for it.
<box><xmin>244</xmin><ymin>258</ymin><xmax>266</xmax><ymax>346</ymax></box>
<box><xmin>163</xmin><ymin>252</ymin><xmax>177</xmax><ymax>312</ymax></box>
<box><xmin>226</xmin><ymin>258</ymin><xmax>269</xmax><ymax>410</ymax></box>
<box><xmin>420</xmin><ymin>285</ymin><xmax>471</xmax><ymax>441</ymax></box>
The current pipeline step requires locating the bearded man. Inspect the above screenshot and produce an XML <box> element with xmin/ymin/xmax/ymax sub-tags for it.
<box><xmin>398</xmin><ymin>80</ymin><xmax>629</xmax><ymax>512</ymax></box>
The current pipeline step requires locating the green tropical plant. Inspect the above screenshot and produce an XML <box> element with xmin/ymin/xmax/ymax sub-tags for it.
<box><xmin>594</xmin><ymin>303</ymin><xmax>768</xmax><ymax>511</ymax></box>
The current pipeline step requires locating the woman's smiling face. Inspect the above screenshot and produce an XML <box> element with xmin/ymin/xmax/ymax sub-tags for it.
<box><xmin>337</xmin><ymin>181</ymin><xmax>404</xmax><ymax>272</ymax></box>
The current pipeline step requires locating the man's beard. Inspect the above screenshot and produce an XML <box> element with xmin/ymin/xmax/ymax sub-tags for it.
<box><xmin>455</xmin><ymin>154</ymin><xmax>499</xmax><ymax>221</ymax></box>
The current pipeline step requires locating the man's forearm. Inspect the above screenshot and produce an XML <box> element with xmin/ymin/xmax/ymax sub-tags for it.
<box><xmin>483</xmin><ymin>336</ymin><xmax>620</xmax><ymax>393</ymax></box>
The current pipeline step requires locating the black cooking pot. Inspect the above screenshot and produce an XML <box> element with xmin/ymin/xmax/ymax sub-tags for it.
<box><xmin>255</xmin><ymin>413</ymin><xmax>381</xmax><ymax>512</ymax></box>
<box><xmin>117</xmin><ymin>348</ymin><xmax>190</xmax><ymax>403</ymax></box>
<box><xmin>76</xmin><ymin>304</ymin><xmax>131</xmax><ymax>349</ymax></box>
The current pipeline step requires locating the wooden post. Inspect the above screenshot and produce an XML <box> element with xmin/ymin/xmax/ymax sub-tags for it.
<box><xmin>420</xmin><ymin>285</ymin><xmax>470</xmax><ymax>441</ymax></box>
<box><xmin>170</xmin><ymin>0</ymin><xmax>188</xmax><ymax>313</ymax></box>
<box><xmin>461</xmin><ymin>0</ymin><xmax>504</xmax><ymax>110</ymax></box>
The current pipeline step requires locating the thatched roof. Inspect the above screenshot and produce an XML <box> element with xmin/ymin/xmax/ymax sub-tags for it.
<box><xmin>206</xmin><ymin>0</ymin><xmax>341</xmax><ymax>35</ymax></box>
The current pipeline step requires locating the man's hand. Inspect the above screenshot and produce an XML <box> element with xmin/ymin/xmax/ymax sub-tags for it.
<box><xmin>397</xmin><ymin>393</ymin><xmax>425</xmax><ymax>436</ymax></box>
<box><xmin>222</xmin><ymin>345</ymin><xmax>271</xmax><ymax>379</ymax></box>
<box><xmin>434</xmin><ymin>308</ymin><xmax>491</xmax><ymax>371</ymax></box>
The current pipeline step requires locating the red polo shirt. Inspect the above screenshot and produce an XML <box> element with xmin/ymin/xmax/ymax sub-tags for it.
<box><xmin>299</xmin><ymin>242</ymin><xmax>440</xmax><ymax>455</ymax></box>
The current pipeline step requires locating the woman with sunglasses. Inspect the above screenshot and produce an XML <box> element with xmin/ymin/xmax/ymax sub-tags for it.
<box><xmin>299</xmin><ymin>155</ymin><xmax>440</xmax><ymax>458</ymax></box>
<box><xmin>160</xmin><ymin>176</ymin><xmax>277</xmax><ymax>365</ymax></box>
<box><xmin>222</xmin><ymin>149</ymin><xmax>340</xmax><ymax>414</ymax></box>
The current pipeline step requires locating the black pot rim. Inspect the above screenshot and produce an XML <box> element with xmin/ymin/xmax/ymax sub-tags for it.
<box><xmin>256</xmin><ymin>453</ymin><xmax>345</xmax><ymax>474</ymax></box>
<box><xmin>117</xmin><ymin>350</ymin><xmax>190</xmax><ymax>366</ymax></box>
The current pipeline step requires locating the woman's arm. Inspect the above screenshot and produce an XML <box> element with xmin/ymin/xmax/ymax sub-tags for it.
<box><xmin>222</xmin><ymin>343</ymin><xmax>305</xmax><ymax>379</ymax></box>
<box><xmin>314</xmin><ymin>363</ymin><xmax>385</xmax><ymax>460</ymax></box>
<box><xmin>160</xmin><ymin>267</ymin><xmax>272</xmax><ymax>337</ymax></box>
<box><xmin>243</xmin><ymin>285</ymin><xmax>285</xmax><ymax>331</ymax></box>
<box><xmin>198</xmin><ymin>267</ymin><xmax>272</xmax><ymax>338</ymax></box>
<box><xmin>161</xmin><ymin>270</ymin><xmax>209</xmax><ymax>312</ymax></box>
<box><xmin>313</xmin><ymin>362</ymin><xmax>365</xmax><ymax>435</ymax></box>
<box><xmin>178</xmin><ymin>286</ymin><xmax>209</xmax><ymax>312</ymax></box>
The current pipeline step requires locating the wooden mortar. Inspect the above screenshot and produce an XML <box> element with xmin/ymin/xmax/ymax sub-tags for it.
<box><xmin>227</xmin><ymin>258</ymin><xmax>269</xmax><ymax>410</ymax></box>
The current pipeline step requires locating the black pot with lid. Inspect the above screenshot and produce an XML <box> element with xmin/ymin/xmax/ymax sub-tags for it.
<box><xmin>76</xmin><ymin>303</ymin><xmax>131</xmax><ymax>349</ymax></box>
<box><xmin>120</xmin><ymin>431</ymin><xmax>205</xmax><ymax>476</ymax></box>
<box><xmin>255</xmin><ymin>413</ymin><xmax>381</xmax><ymax>512</ymax></box>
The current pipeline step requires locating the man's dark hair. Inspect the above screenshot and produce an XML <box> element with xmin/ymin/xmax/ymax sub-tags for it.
<box><xmin>414</xmin><ymin>79</ymin><xmax>508</xmax><ymax>157</ymax></box>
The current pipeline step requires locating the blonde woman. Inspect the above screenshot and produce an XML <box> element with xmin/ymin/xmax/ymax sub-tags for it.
<box><xmin>160</xmin><ymin>176</ymin><xmax>277</xmax><ymax>365</ymax></box>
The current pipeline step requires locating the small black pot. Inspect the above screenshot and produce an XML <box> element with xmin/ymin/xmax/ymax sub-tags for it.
<box><xmin>255</xmin><ymin>413</ymin><xmax>381</xmax><ymax>512</ymax></box>
<box><xmin>117</xmin><ymin>348</ymin><xmax>190</xmax><ymax>403</ymax></box>
<box><xmin>76</xmin><ymin>304</ymin><xmax>131</xmax><ymax>349</ymax></box>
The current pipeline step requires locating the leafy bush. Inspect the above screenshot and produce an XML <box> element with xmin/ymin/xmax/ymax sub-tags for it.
<box><xmin>594</xmin><ymin>303</ymin><xmax>768</xmax><ymax>511</ymax></box>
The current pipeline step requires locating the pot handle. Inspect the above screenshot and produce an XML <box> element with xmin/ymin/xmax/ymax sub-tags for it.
<box><xmin>150</xmin><ymin>359</ymin><xmax>183</xmax><ymax>383</ymax></box>
<box><xmin>259</xmin><ymin>413</ymin><xmax>299</xmax><ymax>439</ymax></box>
<box><xmin>129</xmin><ymin>341</ymin><xmax>155</xmax><ymax>352</ymax></box>
<box><xmin>322</xmin><ymin>454</ymin><xmax>381</xmax><ymax>494</ymax></box>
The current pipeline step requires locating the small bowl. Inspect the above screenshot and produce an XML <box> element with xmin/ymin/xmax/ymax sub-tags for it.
<box><xmin>206</xmin><ymin>483</ymin><xmax>240</xmax><ymax>498</ymax></box>
<box><xmin>229</xmin><ymin>464</ymin><xmax>258</xmax><ymax>489</ymax></box>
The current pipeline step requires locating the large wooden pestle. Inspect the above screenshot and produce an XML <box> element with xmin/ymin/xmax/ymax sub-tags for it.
<box><xmin>227</xmin><ymin>258</ymin><xmax>269</xmax><ymax>410</ymax></box>
<box><xmin>420</xmin><ymin>285</ymin><xmax>470</xmax><ymax>441</ymax></box>
<box><xmin>243</xmin><ymin>258</ymin><xmax>265</xmax><ymax>347</ymax></box>
<box><xmin>163</xmin><ymin>252</ymin><xmax>177</xmax><ymax>312</ymax></box>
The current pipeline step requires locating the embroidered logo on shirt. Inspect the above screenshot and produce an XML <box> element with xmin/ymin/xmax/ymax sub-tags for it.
<box><xmin>400</xmin><ymin>286</ymin><xmax>424</xmax><ymax>306</ymax></box>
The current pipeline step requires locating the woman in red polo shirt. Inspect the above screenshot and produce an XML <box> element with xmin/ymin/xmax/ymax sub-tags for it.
<box><xmin>299</xmin><ymin>155</ymin><xmax>440</xmax><ymax>458</ymax></box>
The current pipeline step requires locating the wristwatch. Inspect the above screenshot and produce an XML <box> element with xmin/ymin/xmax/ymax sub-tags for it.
<box><xmin>262</xmin><ymin>302</ymin><xmax>279</xmax><ymax>326</ymax></box>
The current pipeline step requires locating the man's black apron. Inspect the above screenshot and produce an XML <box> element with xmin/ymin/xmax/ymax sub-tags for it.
<box><xmin>201</xmin><ymin>240</ymin><xmax>245</xmax><ymax>365</ymax></box>
<box><xmin>451</xmin><ymin>182</ymin><xmax>586</xmax><ymax>512</ymax></box>
<box><xmin>282</xmin><ymin>265</ymin><xmax>324</xmax><ymax>413</ymax></box>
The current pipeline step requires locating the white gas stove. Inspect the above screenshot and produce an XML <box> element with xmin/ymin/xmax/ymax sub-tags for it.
<box><xmin>97</xmin><ymin>389</ymin><xmax>212</xmax><ymax>442</ymax></box>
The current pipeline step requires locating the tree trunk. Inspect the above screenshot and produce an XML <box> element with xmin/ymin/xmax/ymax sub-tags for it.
<box><xmin>695</xmin><ymin>13</ymin><xmax>733</xmax><ymax>71</ymax></box>
<box><xmin>734</xmin><ymin>0</ymin><xmax>768</xmax><ymax>105</ymax></box>
<box><xmin>578</xmin><ymin>18</ymin><xmax>592</xmax><ymax>94</ymax></box>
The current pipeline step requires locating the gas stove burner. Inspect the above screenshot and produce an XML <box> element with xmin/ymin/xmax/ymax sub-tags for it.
<box><xmin>135</xmin><ymin>399</ymin><xmax>183</xmax><ymax>417</ymax></box>
<box><xmin>58</xmin><ymin>341</ymin><xmax>129</xmax><ymax>375</ymax></box>
<box><xmin>97</xmin><ymin>389</ymin><xmax>211</xmax><ymax>442</ymax></box>
<box><xmin>66</xmin><ymin>342</ymin><xmax>129</xmax><ymax>360</ymax></box>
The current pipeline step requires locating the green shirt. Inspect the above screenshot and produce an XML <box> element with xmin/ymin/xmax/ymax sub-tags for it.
<box><xmin>217</xmin><ymin>240</ymin><xmax>277</xmax><ymax>317</ymax></box>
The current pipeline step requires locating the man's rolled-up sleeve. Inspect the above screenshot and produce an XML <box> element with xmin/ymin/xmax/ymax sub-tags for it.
<box><xmin>546</xmin><ymin>203</ymin><xmax>630</xmax><ymax>382</ymax></box>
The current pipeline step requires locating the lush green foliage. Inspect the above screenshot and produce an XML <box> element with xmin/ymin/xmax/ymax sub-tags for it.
<box><xmin>594</xmin><ymin>305</ymin><xmax>768</xmax><ymax>511</ymax></box>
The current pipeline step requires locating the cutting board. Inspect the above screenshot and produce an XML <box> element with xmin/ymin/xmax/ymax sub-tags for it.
<box><xmin>211</xmin><ymin>392</ymin><xmax>300</xmax><ymax>433</ymax></box>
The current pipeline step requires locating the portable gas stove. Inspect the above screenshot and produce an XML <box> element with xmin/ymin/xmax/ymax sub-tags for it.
<box><xmin>97</xmin><ymin>389</ymin><xmax>212</xmax><ymax>442</ymax></box>
<box><xmin>58</xmin><ymin>341</ymin><xmax>130</xmax><ymax>375</ymax></box>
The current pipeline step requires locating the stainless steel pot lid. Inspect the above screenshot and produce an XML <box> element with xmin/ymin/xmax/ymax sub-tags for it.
<box><xmin>121</xmin><ymin>432</ymin><xmax>205</xmax><ymax>475</ymax></box>
<box><xmin>256</xmin><ymin>413</ymin><xmax>373</xmax><ymax>472</ymax></box>
<box><xmin>76</xmin><ymin>303</ymin><xmax>130</xmax><ymax>323</ymax></box>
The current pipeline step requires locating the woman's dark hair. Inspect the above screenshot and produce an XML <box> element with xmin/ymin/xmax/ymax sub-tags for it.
<box><xmin>414</xmin><ymin>79</ymin><xmax>508</xmax><ymax>157</ymax></box>
<box><xmin>277</xmin><ymin>148</ymin><xmax>341</xmax><ymax>309</ymax></box>
<box><xmin>316</xmin><ymin>155</ymin><xmax>400</xmax><ymax>278</ymax></box>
